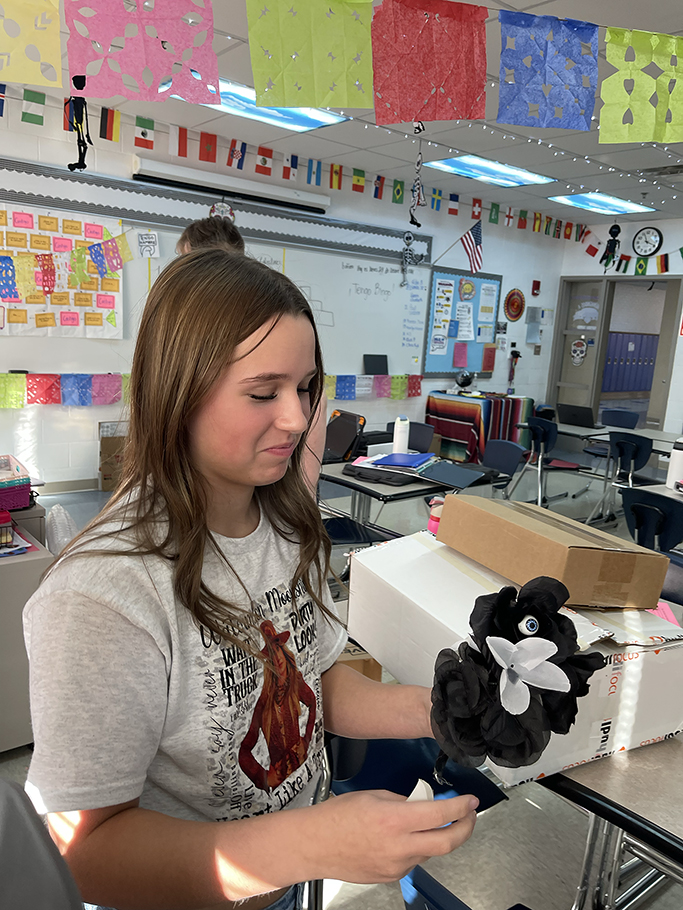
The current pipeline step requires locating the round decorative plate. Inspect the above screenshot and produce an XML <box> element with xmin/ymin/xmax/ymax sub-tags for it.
<box><xmin>504</xmin><ymin>288</ymin><xmax>525</xmax><ymax>322</ymax></box>
<box><xmin>459</xmin><ymin>277</ymin><xmax>476</xmax><ymax>300</ymax></box>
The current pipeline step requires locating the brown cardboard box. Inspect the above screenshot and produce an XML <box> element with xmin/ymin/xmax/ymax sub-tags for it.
<box><xmin>337</xmin><ymin>641</ymin><xmax>383</xmax><ymax>681</ymax></box>
<box><xmin>99</xmin><ymin>435</ymin><xmax>126</xmax><ymax>491</ymax></box>
<box><xmin>436</xmin><ymin>495</ymin><xmax>669</xmax><ymax>609</ymax></box>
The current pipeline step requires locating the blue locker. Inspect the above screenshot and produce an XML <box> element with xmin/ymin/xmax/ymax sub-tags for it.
<box><xmin>615</xmin><ymin>334</ymin><xmax>627</xmax><ymax>393</ymax></box>
<box><xmin>602</xmin><ymin>333</ymin><xmax>616</xmax><ymax>393</ymax></box>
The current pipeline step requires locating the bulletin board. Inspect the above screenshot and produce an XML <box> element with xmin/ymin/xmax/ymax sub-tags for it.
<box><xmin>422</xmin><ymin>267</ymin><xmax>502</xmax><ymax>377</ymax></box>
<box><xmin>0</xmin><ymin>203</ymin><xmax>126</xmax><ymax>340</ymax></box>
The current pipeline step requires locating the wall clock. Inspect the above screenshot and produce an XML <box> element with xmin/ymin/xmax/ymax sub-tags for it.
<box><xmin>632</xmin><ymin>226</ymin><xmax>663</xmax><ymax>257</ymax></box>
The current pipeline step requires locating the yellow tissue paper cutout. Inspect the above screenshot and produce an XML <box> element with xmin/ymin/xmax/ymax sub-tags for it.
<box><xmin>324</xmin><ymin>375</ymin><xmax>337</xmax><ymax>400</ymax></box>
<box><xmin>0</xmin><ymin>0</ymin><xmax>62</xmax><ymax>87</ymax></box>
<box><xmin>600</xmin><ymin>28</ymin><xmax>683</xmax><ymax>144</ymax></box>
<box><xmin>14</xmin><ymin>252</ymin><xmax>38</xmax><ymax>298</ymax></box>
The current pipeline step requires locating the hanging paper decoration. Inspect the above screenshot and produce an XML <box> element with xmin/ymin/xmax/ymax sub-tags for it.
<box><xmin>564</xmin><ymin>222</ymin><xmax>574</xmax><ymax>240</ymax></box>
<box><xmin>553</xmin><ymin>220</ymin><xmax>562</xmax><ymax>239</ymax></box>
<box><xmin>392</xmin><ymin>180</ymin><xmax>404</xmax><ymax>205</ymax></box>
<box><xmin>88</xmin><ymin>243</ymin><xmax>108</xmax><ymax>278</ymax></box>
<box><xmin>497</xmin><ymin>12</ymin><xmax>598</xmax><ymax>131</ymax></box>
<box><xmin>114</xmin><ymin>235</ymin><xmax>134</xmax><ymax>267</ymax></box>
<box><xmin>335</xmin><ymin>375</ymin><xmax>357</xmax><ymax>400</ymax></box>
<box><xmin>448</xmin><ymin>194</ymin><xmax>459</xmax><ymax>216</ymax></box>
<box><xmin>91</xmin><ymin>373</ymin><xmax>122</xmax><ymax>406</ymax></box>
<box><xmin>390</xmin><ymin>374</ymin><xmax>409</xmax><ymax>399</ymax></box>
<box><xmin>533</xmin><ymin>213</ymin><xmax>542</xmax><ymax>232</ymax></box>
<box><xmin>657</xmin><ymin>254</ymin><xmax>669</xmax><ymax>274</ymax></box>
<box><xmin>246</xmin><ymin>0</ymin><xmax>374</xmax><ymax>108</ymax></box>
<box><xmin>373</xmin><ymin>374</ymin><xmax>392</xmax><ymax>398</ymax></box>
<box><xmin>60</xmin><ymin>374</ymin><xmax>93</xmax><ymax>406</ymax></box>
<box><xmin>407</xmin><ymin>375</ymin><xmax>422</xmax><ymax>397</ymax></box>
<box><xmin>371</xmin><ymin>0</ymin><xmax>487</xmax><ymax>125</ymax></box>
<box><xmin>517</xmin><ymin>211</ymin><xmax>528</xmax><ymax>230</ymax></box>
<box><xmin>64</xmin><ymin>0</ymin><xmax>219</xmax><ymax>103</ymax></box>
<box><xmin>472</xmin><ymin>199</ymin><xmax>482</xmax><ymax>219</ymax></box>
<box><xmin>431</xmin><ymin>189</ymin><xmax>443</xmax><ymax>211</ymax></box>
<box><xmin>544</xmin><ymin>216</ymin><xmax>553</xmax><ymax>235</ymax></box>
<box><xmin>63</xmin><ymin>79</ymin><xmax>93</xmax><ymax>172</ymax></box>
<box><xmin>121</xmin><ymin>373</ymin><xmax>131</xmax><ymax>405</ymax></box>
<box><xmin>409</xmin><ymin>150</ymin><xmax>427</xmax><ymax>228</ymax></box>
<box><xmin>355</xmin><ymin>376</ymin><xmax>374</xmax><ymax>399</ymax></box>
<box><xmin>69</xmin><ymin>247</ymin><xmax>89</xmax><ymax>285</ymax></box>
<box><xmin>616</xmin><ymin>255</ymin><xmax>631</xmax><ymax>273</ymax></box>
<box><xmin>0</xmin><ymin>0</ymin><xmax>61</xmax><ymax>87</ymax></box>
<box><xmin>14</xmin><ymin>253</ymin><xmax>39</xmax><ymax>298</ymax></box>
<box><xmin>600</xmin><ymin>28</ymin><xmax>683</xmax><ymax>144</ymax></box>
<box><xmin>35</xmin><ymin>254</ymin><xmax>56</xmax><ymax>294</ymax></box>
<box><xmin>0</xmin><ymin>256</ymin><xmax>18</xmax><ymax>299</ymax></box>
<box><xmin>26</xmin><ymin>374</ymin><xmax>62</xmax><ymax>406</ymax></box>
<box><xmin>0</xmin><ymin>373</ymin><xmax>26</xmax><ymax>409</ymax></box>
<box><xmin>324</xmin><ymin>375</ymin><xmax>337</xmax><ymax>399</ymax></box>
<box><xmin>489</xmin><ymin>203</ymin><xmax>500</xmax><ymax>224</ymax></box>
<box><xmin>503</xmin><ymin>207</ymin><xmax>514</xmax><ymax>227</ymax></box>
<box><xmin>635</xmin><ymin>257</ymin><xmax>648</xmax><ymax>275</ymax></box>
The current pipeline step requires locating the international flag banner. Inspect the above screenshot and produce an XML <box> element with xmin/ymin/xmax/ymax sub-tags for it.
<box><xmin>373</xmin><ymin>175</ymin><xmax>385</xmax><ymax>200</ymax></box>
<box><xmin>352</xmin><ymin>169</ymin><xmax>365</xmax><ymax>193</ymax></box>
<box><xmin>0</xmin><ymin>84</ymin><xmax>5</xmax><ymax>118</ymax></box>
<box><xmin>635</xmin><ymin>257</ymin><xmax>648</xmax><ymax>275</ymax></box>
<box><xmin>657</xmin><ymin>253</ymin><xmax>669</xmax><ymax>274</ymax></box>
<box><xmin>430</xmin><ymin>188</ymin><xmax>443</xmax><ymax>211</ymax></box>
<box><xmin>489</xmin><ymin>202</ymin><xmax>499</xmax><ymax>224</ymax></box>
<box><xmin>616</xmin><ymin>254</ymin><xmax>631</xmax><ymax>273</ymax></box>
<box><xmin>544</xmin><ymin>216</ymin><xmax>553</xmax><ymax>235</ymax></box>
<box><xmin>307</xmin><ymin>159</ymin><xmax>322</xmax><ymax>186</ymax></box>
<box><xmin>392</xmin><ymin>179</ymin><xmax>404</xmax><ymax>204</ymax></box>
<box><xmin>504</xmin><ymin>207</ymin><xmax>514</xmax><ymax>227</ymax></box>
<box><xmin>461</xmin><ymin>220</ymin><xmax>483</xmax><ymax>274</ymax></box>
<box><xmin>448</xmin><ymin>193</ymin><xmax>459</xmax><ymax>216</ymax></box>
<box><xmin>100</xmin><ymin>107</ymin><xmax>121</xmax><ymax>143</ymax></box>
<box><xmin>564</xmin><ymin>222</ymin><xmax>574</xmax><ymax>240</ymax></box>
<box><xmin>228</xmin><ymin>139</ymin><xmax>247</xmax><ymax>169</ymax></box>
<box><xmin>168</xmin><ymin>124</ymin><xmax>188</xmax><ymax>157</ymax></box>
<box><xmin>553</xmin><ymin>220</ymin><xmax>562</xmax><ymax>239</ymax></box>
<box><xmin>199</xmin><ymin>132</ymin><xmax>217</xmax><ymax>163</ymax></box>
<box><xmin>472</xmin><ymin>198</ymin><xmax>482</xmax><ymax>219</ymax></box>
<box><xmin>63</xmin><ymin>98</ymin><xmax>75</xmax><ymax>132</ymax></box>
<box><xmin>533</xmin><ymin>212</ymin><xmax>542</xmax><ymax>232</ymax></box>
<box><xmin>517</xmin><ymin>210</ymin><xmax>528</xmax><ymax>229</ymax></box>
<box><xmin>134</xmin><ymin>116</ymin><xmax>154</xmax><ymax>149</ymax></box>
<box><xmin>585</xmin><ymin>244</ymin><xmax>599</xmax><ymax>258</ymax></box>
<box><xmin>576</xmin><ymin>224</ymin><xmax>589</xmax><ymax>242</ymax></box>
<box><xmin>330</xmin><ymin>163</ymin><xmax>343</xmax><ymax>190</ymax></box>
<box><xmin>282</xmin><ymin>154</ymin><xmax>298</xmax><ymax>181</ymax></box>
<box><xmin>22</xmin><ymin>89</ymin><xmax>46</xmax><ymax>126</ymax></box>
<box><xmin>255</xmin><ymin>146</ymin><xmax>273</xmax><ymax>176</ymax></box>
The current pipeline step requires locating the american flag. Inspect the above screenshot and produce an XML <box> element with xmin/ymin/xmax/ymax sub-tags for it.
<box><xmin>461</xmin><ymin>220</ymin><xmax>483</xmax><ymax>274</ymax></box>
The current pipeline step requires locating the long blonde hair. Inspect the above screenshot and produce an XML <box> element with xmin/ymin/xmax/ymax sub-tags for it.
<box><xmin>52</xmin><ymin>249</ymin><xmax>334</xmax><ymax>655</ymax></box>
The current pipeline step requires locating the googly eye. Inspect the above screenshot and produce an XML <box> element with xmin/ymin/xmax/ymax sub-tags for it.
<box><xmin>518</xmin><ymin>614</ymin><xmax>539</xmax><ymax>636</ymax></box>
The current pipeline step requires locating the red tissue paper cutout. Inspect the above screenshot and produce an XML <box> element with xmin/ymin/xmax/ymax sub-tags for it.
<box><xmin>371</xmin><ymin>0</ymin><xmax>488</xmax><ymax>125</ymax></box>
<box><xmin>35</xmin><ymin>254</ymin><xmax>56</xmax><ymax>295</ymax></box>
<box><xmin>26</xmin><ymin>374</ymin><xmax>62</xmax><ymax>406</ymax></box>
<box><xmin>64</xmin><ymin>0</ymin><xmax>220</xmax><ymax>103</ymax></box>
<box><xmin>407</xmin><ymin>375</ymin><xmax>422</xmax><ymax>397</ymax></box>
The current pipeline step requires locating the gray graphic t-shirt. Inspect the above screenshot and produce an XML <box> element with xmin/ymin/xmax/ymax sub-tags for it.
<box><xmin>24</xmin><ymin>510</ymin><xmax>347</xmax><ymax>821</ymax></box>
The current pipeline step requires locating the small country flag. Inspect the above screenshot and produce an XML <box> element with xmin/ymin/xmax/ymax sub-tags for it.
<box><xmin>472</xmin><ymin>198</ymin><xmax>482</xmax><ymax>219</ymax></box>
<box><xmin>504</xmin><ymin>207</ymin><xmax>514</xmax><ymax>227</ymax></box>
<box><xmin>616</xmin><ymin>254</ymin><xmax>631</xmax><ymax>273</ymax></box>
<box><xmin>430</xmin><ymin>188</ymin><xmax>443</xmax><ymax>211</ymax></box>
<box><xmin>576</xmin><ymin>224</ymin><xmax>589</xmax><ymax>242</ymax></box>
<box><xmin>227</xmin><ymin>139</ymin><xmax>246</xmax><ymax>169</ymax></box>
<box><xmin>199</xmin><ymin>132</ymin><xmax>217</xmax><ymax>163</ymax></box>
<box><xmin>0</xmin><ymin>84</ymin><xmax>5</xmax><ymax>118</ymax></box>
<box><xmin>63</xmin><ymin>98</ymin><xmax>75</xmax><ymax>132</ymax></box>
<box><xmin>635</xmin><ymin>256</ymin><xmax>648</xmax><ymax>274</ymax></box>
<box><xmin>533</xmin><ymin>212</ymin><xmax>542</xmax><ymax>232</ymax></box>
<box><xmin>307</xmin><ymin>159</ymin><xmax>322</xmax><ymax>186</ymax></box>
<box><xmin>373</xmin><ymin>175</ymin><xmax>385</xmax><ymax>200</ymax></box>
<box><xmin>330</xmin><ymin>163</ymin><xmax>343</xmax><ymax>190</ymax></box>
<box><xmin>352</xmin><ymin>169</ymin><xmax>365</xmax><ymax>193</ymax></box>
<box><xmin>283</xmin><ymin>154</ymin><xmax>298</xmax><ymax>181</ymax></box>
<box><xmin>22</xmin><ymin>89</ymin><xmax>46</xmax><ymax>126</ymax></box>
<box><xmin>134</xmin><ymin>116</ymin><xmax>154</xmax><ymax>150</ymax></box>
<box><xmin>544</xmin><ymin>216</ymin><xmax>553</xmax><ymax>235</ymax></box>
<box><xmin>657</xmin><ymin>253</ymin><xmax>669</xmax><ymax>274</ymax></box>
<box><xmin>462</xmin><ymin>220</ymin><xmax>483</xmax><ymax>274</ymax></box>
<box><xmin>255</xmin><ymin>146</ymin><xmax>273</xmax><ymax>176</ymax></box>
<box><xmin>553</xmin><ymin>219</ymin><xmax>562</xmax><ymax>239</ymax></box>
<box><xmin>392</xmin><ymin>179</ymin><xmax>404</xmax><ymax>204</ymax></box>
<box><xmin>489</xmin><ymin>202</ymin><xmax>499</xmax><ymax>224</ymax></box>
<box><xmin>168</xmin><ymin>124</ymin><xmax>188</xmax><ymax>157</ymax></box>
<box><xmin>564</xmin><ymin>221</ymin><xmax>573</xmax><ymax>240</ymax></box>
<box><xmin>517</xmin><ymin>210</ymin><xmax>528</xmax><ymax>229</ymax></box>
<box><xmin>100</xmin><ymin>107</ymin><xmax>121</xmax><ymax>143</ymax></box>
<box><xmin>448</xmin><ymin>193</ymin><xmax>459</xmax><ymax>216</ymax></box>
<box><xmin>585</xmin><ymin>243</ymin><xmax>600</xmax><ymax>258</ymax></box>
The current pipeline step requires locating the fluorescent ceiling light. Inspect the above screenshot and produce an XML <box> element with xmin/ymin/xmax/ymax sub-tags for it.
<box><xmin>549</xmin><ymin>193</ymin><xmax>656</xmax><ymax>215</ymax></box>
<box><xmin>199</xmin><ymin>78</ymin><xmax>349</xmax><ymax>132</ymax></box>
<box><xmin>425</xmin><ymin>154</ymin><xmax>555</xmax><ymax>187</ymax></box>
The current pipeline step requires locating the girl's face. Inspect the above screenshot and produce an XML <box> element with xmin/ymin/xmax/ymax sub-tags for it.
<box><xmin>189</xmin><ymin>314</ymin><xmax>317</xmax><ymax>497</ymax></box>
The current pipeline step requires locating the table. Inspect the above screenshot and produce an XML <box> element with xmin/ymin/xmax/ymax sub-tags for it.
<box><xmin>540</xmin><ymin>738</ymin><xmax>683</xmax><ymax>910</ymax></box>
<box><xmin>589</xmin><ymin>427</ymin><xmax>680</xmax><ymax>457</ymax></box>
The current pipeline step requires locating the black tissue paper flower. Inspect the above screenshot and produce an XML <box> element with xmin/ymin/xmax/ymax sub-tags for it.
<box><xmin>431</xmin><ymin>576</ymin><xmax>606</xmax><ymax>771</ymax></box>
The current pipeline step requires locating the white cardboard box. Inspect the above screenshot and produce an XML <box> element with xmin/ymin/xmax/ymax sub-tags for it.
<box><xmin>348</xmin><ymin>532</ymin><xmax>683</xmax><ymax>786</ymax></box>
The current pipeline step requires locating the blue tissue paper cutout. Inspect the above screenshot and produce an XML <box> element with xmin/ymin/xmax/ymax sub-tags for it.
<box><xmin>497</xmin><ymin>10</ymin><xmax>598</xmax><ymax>131</ymax></box>
<box><xmin>87</xmin><ymin>243</ymin><xmax>108</xmax><ymax>278</ymax></box>
<box><xmin>335</xmin><ymin>375</ymin><xmax>356</xmax><ymax>400</ymax></box>
<box><xmin>61</xmin><ymin>373</ymin><xmax>93</xmax><ymax>406</ymax></box>
<box><xmin>0</xmin><ymin>255</ymin><xmax>18</xmax><ymax>298</ymax></box>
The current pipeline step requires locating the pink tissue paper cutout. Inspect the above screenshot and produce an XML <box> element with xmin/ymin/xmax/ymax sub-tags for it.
<box><xmin>371</xmin><ymin>0</ymin><xmax>488</xmax><ymax>125</ymax></box>
<box><xmin>91</xmin><ymin>373</ymin><xmax>122</xmax><ymax>405</ymax></box>
<box><xmin>373</xmin><ymin>374</ymin><xmax>392</xmax><ymax>398</ymax></box>
<box><xmin>102</xmin><ymin>237</ymin><xmax>123</xmax><ymax>272</ymax></box>
<box><xmin>65</xmin><ymin>0</ymin><xmax>220</xmax><ymax>103</ymax></box>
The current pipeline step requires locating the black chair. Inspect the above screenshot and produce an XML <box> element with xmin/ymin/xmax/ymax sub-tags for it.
<box><xmin>386</xmin><ymin>420</ymin><xmax>435</xmax><ymax>454</ymax></box>
<box><xmin>480</xmin><ymin>440</ymin><xmax>527</xmax><ymax>498</ymax></box>
<box><xmin>609</xmin><ymin>431</ymin><xmax>653</xmax><ymax>488</ymax></box>
<box><xmin>400</xmin><ymin>866</ymin><xmax>533</xmax><ymax>910</ymax></box>
<box><xmin>620</xmin><ymin>488</ymin><xmax>683</xmax><ymax>606</ymax></box>
<box><xmin>507</xmin><ymin>417</ymin><xmax>580</xmax><ymax>507</ymax></box>
<box><xmin>575</xmin><ymin>409</ymin><xmax>639</xmax><ymax>502</ymax></box>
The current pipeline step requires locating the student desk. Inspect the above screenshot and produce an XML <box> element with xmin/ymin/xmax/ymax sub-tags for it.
<box><xmin>540</xmin><ymin>738</ymin><xmax>683</xmax><ymax>910</ymax></box>
<box><xmin>589</xmin><ymin>427</ymin><xmax>680</xmax><ymax>458</ymax></box>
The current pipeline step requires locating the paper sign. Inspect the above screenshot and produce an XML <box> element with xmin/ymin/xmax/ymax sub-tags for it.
<box><xmin>106</xmin><ymin>311</ymin><xmax>117</xmax><ymax>327</ymax></box>
<box><xmin>477</xmin><ymin>324</ymin><xmax>493</xmax><ymax>343</ymax></box>
<box><xmin>39</xmin><ymin>215</ymin><xmax>59</xmax><ymax>232</ymax></box>
<box><xmin>0</xmin><ymin>211</ymin><xmax>6</xmax><ymax>226</ymax></box>
<box><xmin>12</xmin><ymin>212</ymin><xmax>34</xmax><ymax>230</ymax></box>
<box><xmin>85</xmin><ymin>312</ymin><xmax>103</xmax><ymax>326</ymax></box>
<box><xmin>7</xmin><ymin>232</ymin><xmax>28</xmax><ymax>248</ymax></box>
<box><xmin>84</xmin><ymin>223</ymin><xmax>104</xmax><ymax>240</ymax></box>
<box><xmin>25</xmin><ymin>293</ymin><xmax>45</xmax><ymax>305</ymax></box>
<box><xmin>452</xmin><ymin>342</ymin><xmax>468</xmax><ymax>368</ymax></box>
<box><xmin>50</xmin><ymin>292</ymin><xmax>70</xmax><ymax>306</ymax></box>
<box><xmin>101</xmin><ymin>277</ymin><xmax>120</xmax><ymax>292</ymax></box>
<box><xmin>96</xmin><ymin>293</ymin><xmax>115</xmax><ymax>309</ymax></box>
<box><xmin>80</xmin><ymin>278</ymin><xmax>98</xmax><ymax>291</ymax></box>
<box><xmin>75</xmin><ymin>239</ymin><xmax>90</xmax><ymax>248</ymax></box>
<box><xmin>87</xmin><ymin>259</ymin><xmax>99</xmax><ymax>275</ymax></box>
<box><xmin>30</xmin><ymin>234</ymin><xmax>51</xmax><ymax>251</ymax></box>
<box><xmin>478</xmin><ymin>283</ymin><xmax>497</xmax><ymax>323</ymax></box>
<box><xmin>482</xmin><ymin>343</ymin><xmax>496</xmax><ymax>372</ymax></box>
<box><xmin>74</xmin><ymin>293</ymin><xmax>93</xmax><ymax>307</ymax></box>
<box><xmin>35</xmin><ymin>312</ymin><xmax>57</xmax><ymax>328</ymax></box>
<box><xmin>62</xmin><ymin>219</ymin><xmax>82</xmax><ymax>235</ymax></box>
<box><xmin>53</xmin><ymin>237</ymin><xmax>73</xmax><ymax>253</ymax></box>
<box><xmin>8</xmin><ymin>309</ymin><xmax>28</xmax><ymax>323</ymax></box>
<box><xmin>137</xmin><ymin>231</ymin><xmax>160</xmax><ymax>258</ymax></box>
<box><xmin>60</xmin><ymin>311</ymin><xmax>80</xmax><ymax>326</ymax></box>
<box><xmin>455</xmin><ymin>302</ymin><xmax>474</xmax><ymax>341</ymax></box>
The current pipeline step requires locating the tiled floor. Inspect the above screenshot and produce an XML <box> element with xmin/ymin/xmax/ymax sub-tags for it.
<box><xmin>3</xmin><ymin>466</ymin><xmax>682</xmax><ymax>910</ymax></box>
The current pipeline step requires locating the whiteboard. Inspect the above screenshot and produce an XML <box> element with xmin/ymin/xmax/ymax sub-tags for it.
<box><xmin>247</xmin><ymin>241</ymin><xmax>430</xmax><ymax>375</ymax></box>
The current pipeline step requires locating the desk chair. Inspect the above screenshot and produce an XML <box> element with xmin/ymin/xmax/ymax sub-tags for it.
<box><xmin>507</xmin><ymin>417</ymin><xmax>579</xmax><ymax>507</ymax></box>
<box><xmin>585</xmin><ymin>432</ymin><xmax>654</xmax><ymax>525</ymax></box>
<box><xmin>480</xmin><ymin>440</ymin><xmax>526</xmax><ymax>498</ymax></box>
<box><xmin>385</xmin><ymin>421</ymin><xmax>435</xmax><ymax>454</ymax></box>
<box><xmin>400</xmin><ymin>866</ymin><xmax>532</xmax><ymax>910</ymax></box>
<box><xmin>620</xmin><ymin>488</ymin><xmax>683</xmax><ymax>606</ymax></box>
<box><xmin>574</xmin><ymin>409</ymin><xmax>639</xmax><ymax>503</ymax></box>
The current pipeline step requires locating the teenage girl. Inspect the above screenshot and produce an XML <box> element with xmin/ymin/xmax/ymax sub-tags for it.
<box><xmin>24</xmin><ymin>249</ymin><xmax>477</xmax><ymax>910</ymax></box>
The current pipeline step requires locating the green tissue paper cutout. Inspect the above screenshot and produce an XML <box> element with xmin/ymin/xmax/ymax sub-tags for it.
<box><xmin>390</xmin><ymin>374</ymin><xmax>408</xmax><ymax>399</ymax></box>
<box><xmin>0</xmin><ymin>373</ymin><xmax>27</xmax><ymax>409</ymax></box>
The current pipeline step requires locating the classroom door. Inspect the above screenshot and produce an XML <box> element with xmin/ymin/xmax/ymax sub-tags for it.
<box><xmin>553</xmin><ymin>279</ymin><xmax>611</xmax><ymax>408</ymax></box>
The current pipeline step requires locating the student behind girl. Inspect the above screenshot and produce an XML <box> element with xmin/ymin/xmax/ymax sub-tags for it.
<box><xmin>176</xmin><ymin>215</ymin><xmax>325</xmax><ymax>494</ymax></box>
<box><xmin>23</xmin><ymin>250</ymin><xmax>477</xmax><ymax>910</ymax></box>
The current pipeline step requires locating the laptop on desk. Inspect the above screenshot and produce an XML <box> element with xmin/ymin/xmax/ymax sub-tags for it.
<box><xmin>556</xmin><ymin>403</ymin><xmax>604</xmax><ymax>429</ymax></box>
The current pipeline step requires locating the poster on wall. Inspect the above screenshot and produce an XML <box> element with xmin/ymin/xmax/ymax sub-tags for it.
<box><xmin>0</xmin><ymin>204</ymin><xmax>125</xmax><ymax>340</ymax></box>
<box><xmin>422</xmin><ymin>268</ymin><xmax>502</xmax><ymax>376</ymax></box>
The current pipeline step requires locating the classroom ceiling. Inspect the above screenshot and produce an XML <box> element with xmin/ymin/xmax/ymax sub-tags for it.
<box><xmin>53</xmin><ymin>0</ymin><xmax>683</xmax><ymax>224</ymax></box>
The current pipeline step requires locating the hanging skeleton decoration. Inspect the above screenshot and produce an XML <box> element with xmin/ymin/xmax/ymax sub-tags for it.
<box><xmin>600</xmin><ymin>223</ymin><xmax>621</xmax><ymax>272</ymax></box>
<box><xmin>64</xmin><ymin>76</ymin><xmax>93</xmax><ymax>172</ymax></box>
<box><xmin>400</xmin><ymin>230</ymin><xmax>425</xmax><ymax>287</ymax></box>
<box><xmin>409</xmin><ymin>146</ymin><xmax>427</xmax><ymax>228</ymax></box>
<box><xmin>413</xmin><ymin>120</ymin><xmax>426</xmax><ymax>134</ymax></box>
